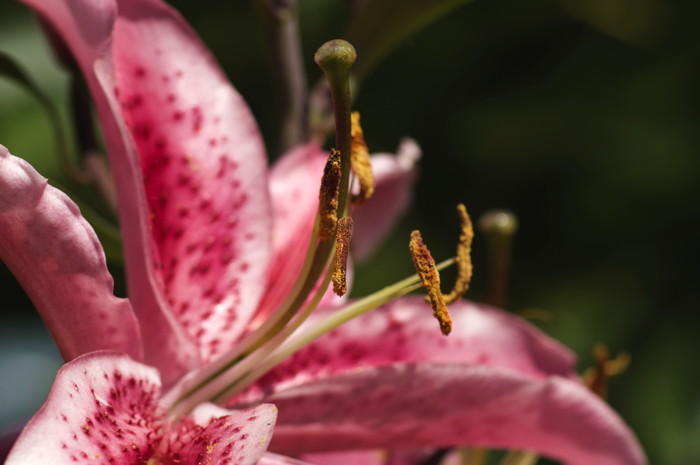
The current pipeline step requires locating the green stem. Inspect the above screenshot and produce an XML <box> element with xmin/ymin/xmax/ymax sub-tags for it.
<box><xmin>257</xmin><ymin>0</ymin><xmax>308</xmax><ymax>153</ymax></box>
<box><xmin>478</xmin><ymin>210</ymin><xmax>518</xmax><ymax>309</ymax></box>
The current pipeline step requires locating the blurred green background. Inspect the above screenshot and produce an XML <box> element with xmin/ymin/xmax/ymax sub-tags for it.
<box><xmin>1</xmin><ymin>0</ymin><xmax>699</xmax><ymax>463</ymax></box>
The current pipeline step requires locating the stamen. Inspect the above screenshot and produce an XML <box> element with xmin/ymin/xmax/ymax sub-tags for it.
<box><xmin>582</xmin><ymin>344</ymin><xmax>630</xmax><ymax>399</ymax></box>
<box><xmin>443</xmin><ymin>203</ymin><xmax>474</xmax><ymax>304</ymax></box>
<box><xmin>318</xmin><ymin>148</ymin><xmax>342</xmax><ymax>241</ymax></box>
<box><xmin>409</xmin><ymin>230</ymin><xmax>452</xmax><ymax>335</ymax></box>
<box><xmin>332</xmin><ymin>217</ymin><xmax>353</xmax><ymax>296</ymax></box>
<box><xmin>350</xmin><ymin>111</ymin><xmax>374</xmax><ymax>204</ymax></box>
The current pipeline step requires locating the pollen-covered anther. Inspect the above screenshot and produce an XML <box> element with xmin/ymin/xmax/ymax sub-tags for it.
<box><xmin>443</xmin><ymin>203</ymin><xmax>474</xmax><ymax>304</ymax></box>
<box><xmin>409</xmin><ymin>230</ymin><xmax>452</xmax><ymax>335</ymax></box>
<box><xmin>350</xmin><ymin>112</ymin><xmax>374</xmax><ymax>204</ymax></box>
<box><xmin>582</xmin><ymin>343</ymin><xmax>631</xmax><ymax>399</ymax></box>
<box><xmin>318</xmin><ymin>148</ymin><xmax>342</xmax><ymax>241</ymax></box>
<box><xmin>332</xmin><ymin>217</ymin><xmax>353</xmax><ymax>296</ymax></box>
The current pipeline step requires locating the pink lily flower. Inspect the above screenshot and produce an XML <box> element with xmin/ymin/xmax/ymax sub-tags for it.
<box><xmin>3</xmin><ymin>0</ymin><xmax>647</xmax><ymax>463</ymax></box>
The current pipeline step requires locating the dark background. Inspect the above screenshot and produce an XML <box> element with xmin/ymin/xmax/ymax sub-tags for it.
<box><xmin>1</xmin><ymin>1</ymin><xmax>699</xmax><ymax>463</ymax></box>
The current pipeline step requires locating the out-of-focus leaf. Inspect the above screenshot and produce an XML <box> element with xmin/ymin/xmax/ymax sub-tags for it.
<box><xmin>345</xmin><ymin>0</ymin><xmax>474</xmax><ymax>82</ymax></box>
<box><xmin>0</xmin><ymin>51</ymin><xmax>68</xmax><ymax>161</ymax></box>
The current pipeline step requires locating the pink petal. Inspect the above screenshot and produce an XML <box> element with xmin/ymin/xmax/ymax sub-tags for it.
<box><xmin>111</xmin><ymin>0</ymin><xmax>272</xmax><ymax>362</ymax></box>
<box><xmin>351</xmin><ymin>138</ymin><xmax>421</xmax><ymax>262</ymax></box>
<box><xmin>235</xmin><ymin>298</ymin><xmax>576</xmax><ymax>403</ymax></box>
<box><xmin>259</xmin><ymin>452</ymin><xmax>318</xmax><ymax>465</ymax></box>
<box><xmin>22</xmin><ymin>0</ymin><xmax>274</xmax><ymax>377</ymax></box>
<box><xmin>251</xmin><ymin>143</ymin><xmax>327</xmax><ymax>327</ymax></box>
<box><xmin>5</xmin><ymin>352</ymin><xmax>162</xmax><ymax>464</ymax></box>
<box><xmin>167</xmin><ymin>403</ymin><xmax>278</xmax><ymax>465</ymax></box>
<box><xmin>22</xmin><ymin>0</ymin><xmax>199</xmax><ymax>384</ymax></box>
<box><xmin>301</xmin><ymin>450</ymin><xmax>384</xmax><ymax>465</ymax></box>
<box><xmin>266</xmin><ymin>364</ymin><xmax>646</xmax><ymax>465</ymax></box>
<box><xmin>0</xmin><ymin>145</ymin><xmax>141</xmax><ymax>361</ymax></box>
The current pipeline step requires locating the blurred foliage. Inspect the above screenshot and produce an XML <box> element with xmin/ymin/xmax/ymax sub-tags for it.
<box><xmin>1</xmin><ymin>0</ymin><xmax>700</xmax><ymax>463</ymax></box>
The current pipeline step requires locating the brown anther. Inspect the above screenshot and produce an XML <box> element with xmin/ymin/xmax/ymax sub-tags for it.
<box><xmin>443</xmin><ymin>203</ymin><xmax>474</xmax><ymax>304</ymax></box>
<box><xmin>350</xmin><ymin>112</ymin><xmax>374</xmax><ymax>204</ymax></box>
<box><xmin>318</xmin><ymin>148</ymin><xmax>342</xmax><ymax>241</ymax></box>
<box><xmin>332</xmin><ymin>217</ymin><xmax>353</xmax><ymax>296</ymax></box>
<box><xmin>582</xmin><ymin>344</ymin><xmax>631</xmax><ymax>399</ymax></box>
<box><xmin>409</xmin><ymin>230</ymin><xmax>452</xmax><ymax>335</ymax></box>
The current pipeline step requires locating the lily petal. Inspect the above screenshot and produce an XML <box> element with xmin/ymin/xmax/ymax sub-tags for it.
<box><xmin>22</xmin><ymin>0</ymin><xmax>198</xmax><ymax>384</ymax></box>
<box><xmin>22</xmin><ymin>0</ymin><xmax>274</xmax><ymax>376</ymax></box>
<box><xmin>0</xmin><ymin>145</ymin><xmax>141</xmax><ymax>361</ymax></box>
<box><xmin>259</xmin><ymin>452</ymin><xmax>318</xmax><ymax>465</ymax></box>
<box><xmin>302</xmin><ymin>450</ymin><xmax>384</xmax><ymax>465</ymax></box>
<box><xmin>5</xmin><ymin>351</ymin><xmax>280</xmax><ymax>465</ymax></box>
<box><xmin>111</xmin><ymin>0</ymin><xmax>272</xmax><ymax>362</ymax></box>
<box><xmin>5</xmin><ymin>351</ymin><xmax>162</xmax><ymax>464</ymax></box>
<box><xmin>352</xmin><ymin>138</ymin><xmax>421</xmax><ymax>262</ymax></box>
<box><xmin>266</xmin><ymin>363</ymin><xmax>646</xmax><ymax>465</ymax></box>
<box><xmin>236</xmin><ymin>298</ymin><xmax>576</xmax><ymax>402</ymax></box>
<box><xmin>253</xmin><ymin>143</ymin><xmax>327</xmax><ymax>325</ymax></box>
<box><xmin>170</xmin><ymin>402</ymin><xmax>278</xmax><ymax>465</ymax></box>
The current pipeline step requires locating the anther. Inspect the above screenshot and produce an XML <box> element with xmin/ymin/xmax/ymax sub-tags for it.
<box><xmin>582</xmin><ymin>344</ymin><xmax>630</xmax><ymax>399</ymax></box>
<box><xmin>409</xmin><ymin>230</ymin><xmax>452</xmax><ymax>335</ymax></box>
<box><xmin>443</xmin><ymin>203</ymin><xmax>474</xmax><ymax>304</ymax></box>
<box><xmin>318</xmin><ymin>148</ymin><xmax>342</xmax><ymax>241</ymax></box>
<box><xmin>350</xmin><ymin>112</ymin><xmax>374</xmax><ymax>204</ymax></box>
<box><xmin>332</xmin><ymin>217</ymin><xmax>353</xmax><ymax>296</ymax></box>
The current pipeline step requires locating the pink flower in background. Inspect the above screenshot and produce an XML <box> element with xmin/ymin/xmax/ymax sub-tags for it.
<box><xmin>0</xmin><ymin>0</ymin><xmax>647</xmax><ymax>463</ymax></box>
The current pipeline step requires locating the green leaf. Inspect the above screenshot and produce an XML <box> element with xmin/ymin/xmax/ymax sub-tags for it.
<box><xmin>0</xmin><ymin>50</ymin><xmax>71</xmax><ymax>173</ymax></box>
<box><xmin>344</xmin><ymin>0</ymin><xmax>475</xmax><ymax>82</ymax></box>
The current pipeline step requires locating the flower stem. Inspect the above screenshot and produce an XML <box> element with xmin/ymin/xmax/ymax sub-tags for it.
<box><xmin>257</xmin><ymin>0</ymin><xmax>308</xmax><ymax>153</ymax></box>
<box><xmin>478</xmin><ymin>210</ymin><xmax>518</xmax><ymax>309</ymax></box>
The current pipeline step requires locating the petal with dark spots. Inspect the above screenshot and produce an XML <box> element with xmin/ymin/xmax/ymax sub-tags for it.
<box><xmin>234</xmin><ymin>298</ymin><xmax>576</xmax><ymax>404</ymax></box>
<box><xmin>5</xmin><ymin>352</ymin><xmax>162</xmax><ymax>464</ymax></box>
<box><xmin>21</xmin><ymin>0</ymin><xmax>200</xmax><ymax>385</ymax></box>
<box><xmin>112</xmin><ymin>0</ymin><xmax>273</xmax><ymax>363</ymax></box>
<box><xmin>5</xmin><ymin>352</ymin><xmax>283</xmax><ymax>465</ymax></box>
<box><xmin>20</xmin><ymin>0</ymin><xmax>274</xmax><ymax>379</ymax></box>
